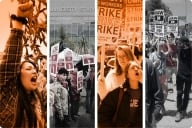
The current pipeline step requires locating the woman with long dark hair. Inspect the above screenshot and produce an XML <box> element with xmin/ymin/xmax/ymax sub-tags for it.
<box><xmin>0</xmin><ymin>1</ymin><xmax>45</xmax><ymax>127</ymax></box>
<box><xmin>14</xmin><ymin>61</ymin><xmax>45</xmax><ymax>127</ymax></box>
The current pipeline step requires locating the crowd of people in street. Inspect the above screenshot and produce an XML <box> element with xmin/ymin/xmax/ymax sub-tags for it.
<box><xmin>49</xmin><ymin>65</ymin><xmax>95</xmax><ymax>128</ymax></box>
<box><xmin>97</xmin><ymin>43</ymin><xmax>143</xmax><ymax>127</ymax></box>
<box><xmin>145</xmin><ymin>32</ymin><xmax>192</xmax><ymax>127</ymax></box>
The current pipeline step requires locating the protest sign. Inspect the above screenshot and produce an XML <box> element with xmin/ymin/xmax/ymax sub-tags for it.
<box><xmin>77</xmin><ymin>70</ymin><xmax>84</xmax><ymax>91</ymax></box>
<box><xmin>57</xmin><ymin>58</ymin><xmax>65</xmax><ymax>71</ymax></box>
<box><xmin>155</xmin><ymin>25</ymin><xmax>164</xmax><ymax>37</ymax></box>
<box><xmin>167</xmin><ymin>16</ymin><xmax>178</xmax><ymax>36</ymax></box>
<box><xmin>154</xmin><ymin>9</ymin><xmax>164</xmax><ymax>25</ymax></box>
<box><xmin>82</xmin><ymin>54</ymin><xmax>95</xmax><ymax>65</ymax></box>
<box><xmin>51</xmin><ymin>43</ymin><xmax>59</xmax><ymax>74</ymax></box>
<box><xmin>149</xmin><ymin>14</ymin><xmax>155</xmax><ymax>33</ymax></box>
<box><xmin>125</xmin><ymin>0</ymin><xmax>142</xmax><ymax>40</ymax></box>
<box><xmin>64</xmin><ymin>49</ymin><xmax>74</xmax><ymax>71</ymax></box>
<box><xmin>98</xmin><ymin>0</ymin><xmax>123</xmax><ymax>40</ymax></box>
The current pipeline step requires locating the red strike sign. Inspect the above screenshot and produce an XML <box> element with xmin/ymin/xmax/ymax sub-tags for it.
<box><xmin>82</xmin><ymin>54</ymin><xmax>94</xmax><ymax>65</ymax></box>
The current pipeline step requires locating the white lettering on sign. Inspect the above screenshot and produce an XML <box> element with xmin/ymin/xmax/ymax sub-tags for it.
<box><xmin>154</xmin><ymin>10</ymin><xmax>164</xmax><ymax>25</ymax></box>
<box><xmin>100</xmin><ymin>2</ymin><xmax>123</xmax><ymax>8</ymax></box>
<box><xmin>109</xmin><ymin>0</ymin><xmax>123</xmax><ymax>2</ymax></box>
<box><xmin>127</xmin><ymin>0</ymin><xmax>142</xmax><ymax>4</ymax></box>
<box><xmin>100</xmin><ymin>0</ymin><xmax>123</xmax><ymax>2</ymax></box>
<box><xmin>168</xmin><ymin>16</ymin><xmax>178</xmax><ymax>26</ymax></box>
<box><xmin>98</xmin><ymin>0</ymin><xmax>123</xmax><ymax>8</ymax></box>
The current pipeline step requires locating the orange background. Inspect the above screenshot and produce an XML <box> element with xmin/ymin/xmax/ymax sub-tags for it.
<box><xmin>0</xmin><ymin>0</ymin><xmax>17</xmax><ymax>52</ymax></box>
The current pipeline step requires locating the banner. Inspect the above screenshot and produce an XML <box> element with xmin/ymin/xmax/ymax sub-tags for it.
<box><xmin>98</xmin><ymin>0</ymin><xmax>123</xmax><ymax>41</ymax></box>
<box><xmin>154</xmin><ymin>9</ymin><xmax>164</xmax><ymax>25</ymax></box>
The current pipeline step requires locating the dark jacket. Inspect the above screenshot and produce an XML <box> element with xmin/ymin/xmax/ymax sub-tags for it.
<box><xmin>98</xmin><ymin>80</ymin><xmax>142</xmax><ymax>128</ymax></box>
<box><xmin>145</xmin><ymin>58</ymin><xmax>164</xmax><ymax>127</ymax></box>
<box><xmin>177</xmin><ymin>47</ymin><xmax>192</xmax><ymax>80</ymax></box>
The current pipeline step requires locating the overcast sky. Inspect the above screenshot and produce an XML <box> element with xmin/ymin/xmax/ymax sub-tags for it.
<box><xmin>162</xmin><ymin>0</ymin><xmax>192</xmax><ymax>23</ymax></box>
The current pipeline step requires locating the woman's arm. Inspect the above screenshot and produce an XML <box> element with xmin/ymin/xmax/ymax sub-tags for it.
<box><xmin>0</xmin><ymin>1</ymin><xmax>33</xmax><ymax>86</ymax></box>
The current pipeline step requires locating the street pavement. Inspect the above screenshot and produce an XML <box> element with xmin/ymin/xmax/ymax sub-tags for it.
<box><xmin>157</xmin><ymin>84</ymin><xmax>192</xmax><ymax>128</ymax></box>
<box><xmin>67</xmin><ymin>87</ymin><xmax>87</xmax><ymax>127</ymax></box>
<box><xmin>67</xmin><ymin>96</ymin><xmax>87</xmax><ymax>127</ymax></box>
<box><xmin>49</xmin><ymin>86</ymin><xmax>88</xmax><ymax>128</ymax></box>
<box><xmin>67</xmin><ymin>86</ymin><xmax>95</xmax><ymax>128</ymax></box>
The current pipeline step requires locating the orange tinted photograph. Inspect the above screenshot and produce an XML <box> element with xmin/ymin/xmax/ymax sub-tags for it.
<box><xmin>0</xmin><ymin>0</ymin><xmax>47</xmax><ymax>127</ymax></box>
<box><xmin>97</xmin><ymin>0</ymin><xmax>143</xmax><ymax>127</ymax></box>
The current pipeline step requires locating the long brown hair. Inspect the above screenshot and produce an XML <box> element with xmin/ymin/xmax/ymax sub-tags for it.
<box><xmin>115</xmin><ymin>45</ymin><xmax>134</xmax><ymax>75</ymax></box>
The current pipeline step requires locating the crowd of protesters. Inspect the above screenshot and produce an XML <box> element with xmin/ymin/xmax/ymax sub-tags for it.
<box><xmin>97</xmin><ymin>41</ymin><xmax>143</xmax><ymax>127</ymax></box>
<box><xmin>145</xmin><ymin>32</ymin><xmax>192</xmax><ymax>125</ymax></box>
<box><xmin>49</xmin><ymin>64</ymin><xmax>95</xmax><ymax>128</ymax></box>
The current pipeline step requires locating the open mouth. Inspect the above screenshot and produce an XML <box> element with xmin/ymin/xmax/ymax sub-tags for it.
<box><xmin>135</xmin><ymin>72</ymin><xmax>139</xmax><ymax>76</ymax></box>
<box><xmin>31</xmin><ymin>76</ymin><xmax>37</xmax><ymax>83</ymax></box>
